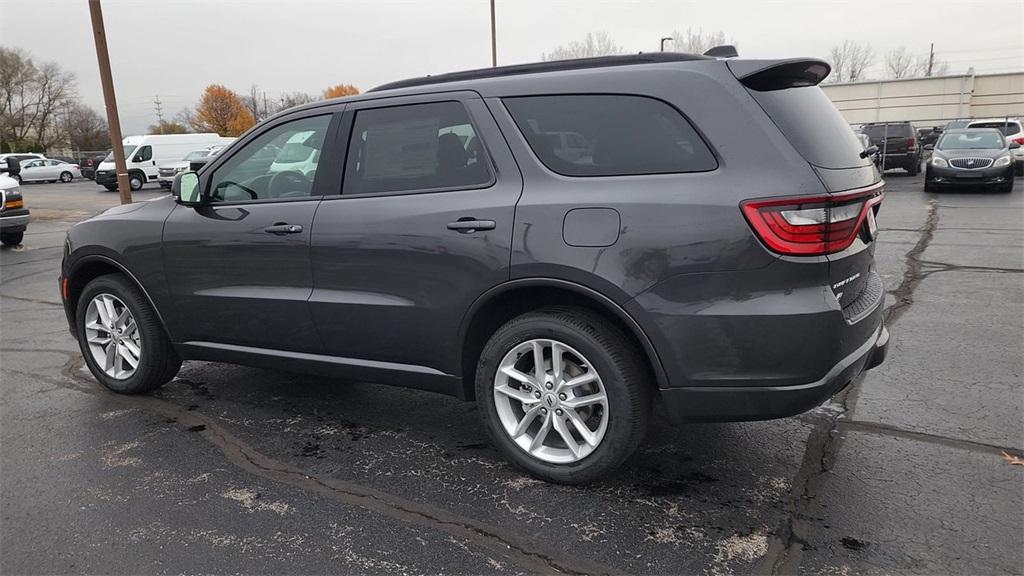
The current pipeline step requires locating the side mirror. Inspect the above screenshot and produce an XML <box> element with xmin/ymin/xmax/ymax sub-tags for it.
<box><xmin>1009</xmin><ymin>142</ymin><xmax>1021</xmax><ymax>150</ymax></box>
<box><xmin>923</xmin><ymin>144</ymin><xmax>934</xmax><ymax>151</ymax></box>
<box><xmin>859</xmin><ymin>145</ymin><xmax>879</xmax><ymax>159</ymax></box>
<box><xmin>172</xmin><ymin>171</ymin><xmax>202</xmax><ymax>205</ymax></box>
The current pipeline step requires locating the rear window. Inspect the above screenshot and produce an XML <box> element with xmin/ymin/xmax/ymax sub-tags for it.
<box><xmin>503</xmin><ymin>95</ymin><xmax>716</xmax><ymax>177</ymax></box>
<box><xmin>861</xmin><ymin>124</ymin><xmax>912</xmax><ymax>139</ymax></box>
<box><xmin>967</xmin><ymin>121</ymin><xmax>1021</xmax><ymax>136</ymax></box>
<box><xmin>748</xmin><ymin>86</ymin><xmax>870</xmax><ymax>169</ymax></box>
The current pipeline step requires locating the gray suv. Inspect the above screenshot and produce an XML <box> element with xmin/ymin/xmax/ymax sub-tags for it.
<box><xmin>60</xmin><ymin>53</ymin><xmax>889</xmax><ymax>483</ymax></box>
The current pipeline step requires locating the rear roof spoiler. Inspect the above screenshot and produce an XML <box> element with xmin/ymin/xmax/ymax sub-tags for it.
<box><xmin>727</xmin><ymin>58</ymin><xmax>831</xmax><ymax>91</ymax></box>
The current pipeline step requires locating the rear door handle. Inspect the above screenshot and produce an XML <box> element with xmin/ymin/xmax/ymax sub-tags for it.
<box><xmin>446</xmin><ymin>219</ymin><xmax>495</xmax><ymax>233</ymax></box>
<box><xmin>264</xmin><ymin>223</ymin><xmax>303</xmax><ymax>235</ymax></box>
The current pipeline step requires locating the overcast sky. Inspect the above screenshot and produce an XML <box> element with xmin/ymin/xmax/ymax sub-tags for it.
<box><xmin>2</xmin><ymin>0</ymin><xmax>1022</xmax><ymax>134</ymax></box>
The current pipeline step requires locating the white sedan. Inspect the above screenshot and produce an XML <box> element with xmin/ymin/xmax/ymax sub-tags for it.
<box><xmin>17</xmin><ymin>159</ymin><xmax>82</xmax><ymax>183</ymax></box>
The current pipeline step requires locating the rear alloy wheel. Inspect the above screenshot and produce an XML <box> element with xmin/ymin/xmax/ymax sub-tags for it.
<box><xmin>60</xmin><ymin>171</ymin><xmax>73</xmax><ymax>183</ymax></box>
<box><xmin>476</xmin><ymin>307</ymin><xmax>650</xmax><ymax>484</ymax></box>
<box><xmin>76</xmin><ymin>274</ymin><xmax>181</xmax><ymax>394</ymax></box>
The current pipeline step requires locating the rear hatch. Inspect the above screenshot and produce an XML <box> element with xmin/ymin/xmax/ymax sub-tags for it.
<box><xmin>729</xmin><ymin>59</ymin><xmax>884</xmax><ymax>327</ymax></box>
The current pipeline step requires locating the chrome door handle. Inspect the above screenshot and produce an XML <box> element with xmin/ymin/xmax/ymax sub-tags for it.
<box><xmin>446</xmin><ymin>219</ymin><xmax>495</xmax><ymax>233</ymax></box>
<box><xmin>264</xmin><ymin>223</ymin><xmax>303</xmax><ymax>235</ymax></box>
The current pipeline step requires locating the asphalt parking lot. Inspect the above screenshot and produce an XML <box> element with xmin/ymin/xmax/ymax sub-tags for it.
<box><xmin>1</xmin><ymin>175</ymin><xmax>1021</xmax><ymax>575</ymax></box>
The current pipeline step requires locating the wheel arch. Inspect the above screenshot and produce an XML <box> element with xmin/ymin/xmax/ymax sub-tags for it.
<box><xmin>66</xmin><ymin>255</ymin><xmax>172</xmax><ymax>340</ymax></box>
<box><xmin>457</xmin><ymin>278</ymin><xmax>669</xmax><ymax>400</ymax></box>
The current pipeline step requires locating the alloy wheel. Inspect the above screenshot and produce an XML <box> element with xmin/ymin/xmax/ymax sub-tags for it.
<box><xmin>83</xmin><ymin>293</ymin><xmax>142</xmax><ymax>380</ymax></box>
<box><xmin>493</xmin><ymin>338</ymin><xmax>609</xmax><ymax>464</ymax></box>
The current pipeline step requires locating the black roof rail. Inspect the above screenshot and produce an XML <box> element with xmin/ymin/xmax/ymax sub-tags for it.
<box><xmin>369</xmin><ymin>52</ymin><xmax>711</xmax><ymax>92</ymax></box>
<box><xmin>703</xmin><ymin>45</ymin><xmax>738</xmax><ymax>58</ymax></box>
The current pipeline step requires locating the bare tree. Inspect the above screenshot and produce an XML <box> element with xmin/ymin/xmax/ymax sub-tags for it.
<box><xmin>827</xmin><ymin>41</ymin><xmax>874</xmax><ymax>83</ymax></box>
<box><xmin>63</xmin><ymin>102</ymin><xmax>108</xmax><ymax>151</ymax></box>
<box><xmin>669</xmin><ymin>27</ymin><xmax>735</xmax><ymax>55</ymax></box>
<box><xmin>913</xmin><ymin>54</ymin><xmax>949</xmax><ymax>77</ymax></box>
<box><xmin>542</xmin><ymin>32</ymin><xmax>624</xmax><ymax>61</ymax></box>
<box><xmin>243</xmin><ymin>83</ymin><xmax>276</xmax><ymax>123</ymax></box>
<box><xmin>275</xmin><ymin>91</ymin><xmax>316</xmax><ymax>112</ymax></box>
<box><xmin>885</xmin><ymin>46</ymin><xmax>916</xmax><ymax>79</ymax></box>
<box><xmin>0</xmin><ymin>48</ymin><xmax>76</xmax><ymax>151</ymax></box>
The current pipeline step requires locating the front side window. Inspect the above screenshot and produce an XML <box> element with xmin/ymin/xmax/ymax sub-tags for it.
<box><xmin>343</xmin><ymin>101</ymin><xmax>492</xmax><ymax>195</ymax></box>
<box><xmin>503</xmin><ymin>94</ymin><xmax>717</xmax><ymax>177</ymax></box>
<box><xmin>134</xmin><ymin>146</ymin><xmax>152</xmax><ymax>162</ymax></box>
<box><xmin>208</xmin><ymin>115</ymin><xmax>330</xmax><ymax>203</ymax></box>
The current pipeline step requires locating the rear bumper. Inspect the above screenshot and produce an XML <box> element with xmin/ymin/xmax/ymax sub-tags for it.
<box><xmin>660</xmin><ymin>323</ymin><xmax>888</xmax><ymax>423</ymax></box>
<box><xmin>0</xmin><ymin>209</ymin><xmax>30</xmax><ymax>232</ymax></box>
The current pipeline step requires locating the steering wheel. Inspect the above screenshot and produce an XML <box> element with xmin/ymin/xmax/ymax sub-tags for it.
<box><xmin>268</xmin><ymin>170</ymin><xmax>310</xmax><ymax>198</ymax></box>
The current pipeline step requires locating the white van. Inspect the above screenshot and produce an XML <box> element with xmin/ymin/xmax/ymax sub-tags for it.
<box><xmin>94</xmin><ymin>133</ymin><xmax>234</xmax><ymax>191</ymax></box>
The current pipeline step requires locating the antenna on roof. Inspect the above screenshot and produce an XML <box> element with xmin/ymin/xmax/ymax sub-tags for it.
<box><xmin>704</xmin><ymin>45</ymin><xmax>739</xmax><ymax>58</ymax></box>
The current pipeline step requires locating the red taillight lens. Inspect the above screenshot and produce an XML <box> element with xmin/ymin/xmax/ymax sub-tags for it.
<box><xmin>1013</xmin><ymin>136</ymin><xmax>1024</xmax><ymax>145</ymax></box>
<box><xmin>906</xmin><ymin>137</ymin><xmax>917</xmax><ymax>149</ymax></box>
<box><xmin>741</xmin><ymin>183</ymin><xmax>884</xmax><ymax>256</ymax></box>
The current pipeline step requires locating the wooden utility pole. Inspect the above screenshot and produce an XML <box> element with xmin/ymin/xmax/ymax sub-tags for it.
<box><xmin>926</xmin><ymin>43</ymin><xmax>935</xmax><ymax>77</ymax></box>
<box><xmin>490</xmin><ymin>0</ymin><xmax>497</xmax><ymax>67</ymax></box>
<box><xmin>88</xmin><ymin>0</ymin><xmax>132</xmax><ymax>204</ymax></box>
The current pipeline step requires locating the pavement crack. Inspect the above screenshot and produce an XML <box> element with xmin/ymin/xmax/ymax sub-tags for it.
<box><xmin>52</xmin><ymin>356</ymin><xmax>621</xmax><ymax>576</ymax></box>
<box><xmin>838</xmin><ymin>419</ymin><xmax>1022</xmax><ymax>455</ymax></box>
<box><xmin>884</xmin><ymin>199</ymin><xmax>940</xmax><ymax>325</ymax></box>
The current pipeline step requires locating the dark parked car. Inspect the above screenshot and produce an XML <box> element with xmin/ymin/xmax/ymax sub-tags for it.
<box><xmin>0</xmin><ymin>178</ymin><xmax>30</xmax><ymax>246</ymax></box>
<box><xmin>924</xmin><ymin>128</ymin><xmax>1017</xmax><ymax>193</ymax></box>
<box><xmin>917</xmin><ymin>126</ymin><xmax>943</xmax><ymax>148</ymax></box>
<box><xmin>78</xmin><ymin>154</ymin><xmax>108</xmax><ymax>180</ymax></box>
<box><xmin>862</xmin><ymin>121</ymin><xmax>921</xmax><ymax>174</ymax></box>
<box><xmin>59</xmin><ymin>53</ymin><xmax>888</xmax><ymax>483</ymax></box>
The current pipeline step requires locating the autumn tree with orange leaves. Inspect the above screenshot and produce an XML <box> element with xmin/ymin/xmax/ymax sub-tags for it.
<box><xmin>323</xmin><ymin>84</ymin><xmax>360</xmax><ymax>99</ymax></box>
<box><xmin>189</xmin><ymin>85</ymin><xmax>255</xmax><ymax>136</ymax></box>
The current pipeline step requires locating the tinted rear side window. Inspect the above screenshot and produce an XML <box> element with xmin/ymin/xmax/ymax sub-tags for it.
<box><xmin>503</xmin><ymin>95</ymin><xmax>716</xmax><ymax>177</ymax></box>
<box><xmin>748</xmin><ymin>86</ymin><xmax>870</xmax><ymax>169</ymax></box>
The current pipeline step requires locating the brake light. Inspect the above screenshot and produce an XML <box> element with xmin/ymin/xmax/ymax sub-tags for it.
<box><xmin>906</xmin><ymin>137</ymin><xmax>917</xmax><ymax>150</ymax></box>
<box><xmin>741</xmin><ymin>183</ymin><xmax>884</xmax><ymax>256</ymax></box>
<box><xmin>1014</xmin><ymin>136</ymin><xmax>1024</xmax><ymax>145</ymax></box>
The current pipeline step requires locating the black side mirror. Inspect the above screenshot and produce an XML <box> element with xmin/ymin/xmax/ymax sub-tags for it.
<box><xmin>1009</xmin><ymin>142</ymin><xmax>1021</xmax><ymax>150</ymax></box>
<box><xmin>172</xmin><ymin>172</ymin><xmax>203</xmax><ymax>206</ymax></box>
<box><xmin>923</xmin><ymin>144</ymin><xmax>934</xmax><ymax>151</ymax></box>
<box><xmin>860</xmin><ymin>145</ymin><xmax>879</xmax><ymax>159</ymax></box>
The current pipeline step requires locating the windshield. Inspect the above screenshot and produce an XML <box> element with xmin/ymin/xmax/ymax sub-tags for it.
<box><xmin>937</xmin><ymin>131</ymin><xmax>1005</xmax><ymax>150</ymax></box>
<box><xmin>968</xmin><ymin>121</ymin><xmax>1021</xmax><ymax>136</ymax></box>
<box><xmin>945</xmin><ymin>120</ymin><xmax>971</xmax><ymax>130</ymax></box>
<box><xmin>104</xmin><ymin>145</ymin><xmax>137</xmax><ymax>162</ymax></box>
<box><xmin>183</xmin><ymin>150</ymin><xmax>211</xmax><ymax>161</ymax></box>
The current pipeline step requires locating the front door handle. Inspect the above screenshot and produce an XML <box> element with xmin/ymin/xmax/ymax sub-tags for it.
<box><xmin>264</xmin><ymin>223</ymin><xmax>303</xmax><ymax>235</ymax></box>
<box><xmin>446</xmin><ymin>219</ymin><xmax>495</xmax><ymax>233</ymax></box>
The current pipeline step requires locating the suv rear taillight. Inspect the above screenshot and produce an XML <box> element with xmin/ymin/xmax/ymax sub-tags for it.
<box><xmin>906</xmin><ymin>137</ymin><xmax>917</xmax><ymax>150</ymax></box>
<box><xmin>741</xmin><ymin>183</ymin><xmax>884</xmax><ymax>256</ymax></box>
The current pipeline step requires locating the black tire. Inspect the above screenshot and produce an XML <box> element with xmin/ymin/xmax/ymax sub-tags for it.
<box><xmin>103</xmin><ymin>185</ymin><xmax>117</xmax><ymax>192</ymax></box>
<box><xmin>59</xmin><ymin>171</ymin><xmax>73</xmax><ymax>183</ymax></box>
<box><xmin>75</xmin><ymin>274</ymin><xmax>181</xmax><ymax>394</ymax></box>
<box><xmin>1</xmin><ymin>231</ymin><xmax>24</xmax><ymax>246</ymax></box>
<box><xmin>906</xmin><ymin>160</ymin><xmax>920</xmax><ymax>176</ymax></box>
<box><xmin>475</xmin><ymin>307</ymin><xmax>651</xmax><ymax>484</ymax></box>
<box><xmin>1015</xmin><ymin>163</ymin><xmax>1023</xmax><ymax>177</ymax></box>
<box><xmin>128</xmin><ymin>172</ymin><xmax>145</xmax><ymax>191</ymax></box>
<box><xmin>998</xmin><ymin>179</ymin><xmax>1014</xmax><ymax>194</ymax></box>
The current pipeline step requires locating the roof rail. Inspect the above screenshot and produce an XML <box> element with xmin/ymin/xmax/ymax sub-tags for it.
<box><xmin>369</xmin><ymin>52</ymin><xmax>711</xmax><ymax>92</ymax></box>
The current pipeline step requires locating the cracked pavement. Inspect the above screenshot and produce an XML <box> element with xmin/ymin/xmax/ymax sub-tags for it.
<box><xmin>2</xmin><ymin>176</ymin><xmax>1021</xmax><ymax>575</ymax></box>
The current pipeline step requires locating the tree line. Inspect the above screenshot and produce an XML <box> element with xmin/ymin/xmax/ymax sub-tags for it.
<box><xmin>541</xmin><ymin>31</ymin><xmax>953</xmax><ymax>84</ymax></box>
<box><xmin>154</xmin><ymin>83</ymin><xmax>359</xmax><ymax>136</ymax></box>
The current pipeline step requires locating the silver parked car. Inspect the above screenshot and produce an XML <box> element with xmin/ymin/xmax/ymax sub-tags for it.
<box><xmin>16</xmin><ymin>159</ymin><xmax>82</xmax><ymax>183</ymax></box>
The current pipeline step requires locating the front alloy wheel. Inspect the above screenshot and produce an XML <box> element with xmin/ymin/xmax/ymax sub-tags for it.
<box><xmin>494</xmin><ymin>339</ymin><xmax>609</xmax><ymax>463</ymax></box>
<box><xmin>84</xmin><ymin>293</ymin><xmax>142</xmax><ymax>379</ymax></box>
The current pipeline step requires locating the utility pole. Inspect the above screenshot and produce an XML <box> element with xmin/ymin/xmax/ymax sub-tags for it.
<box><xmin>153</xmin><ymin>94</ymin><xmax>164</xmax><ymax>132</ymax></box>
<box><xmin>660</xmin><ymin>36</ymin><xmax>673</xmax><ymax>52</ymax></box>
<box><xmin>490</xmin><ymin>0</ymin><xmax>497</xmax><ymax>67</ymax></box>
<box><xmin>926</xmin><ymin>43</ymin><xmax>934</xmax><ymax>77</ymax></box>
<box><xmin>88</xmin><ymin>0</ymin><xmax>131</xmax><ymax>204</ymax></box>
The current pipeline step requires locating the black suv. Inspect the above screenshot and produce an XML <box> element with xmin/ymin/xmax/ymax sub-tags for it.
<box><xmin>862</xmin><ymin>121</ymin><xmax>921</xmax><ymax>174</ymax></box>
<box><xmin>60</xmin><ymin>54</ymin><xmax>888</xmax><ymax>483</ymax></box>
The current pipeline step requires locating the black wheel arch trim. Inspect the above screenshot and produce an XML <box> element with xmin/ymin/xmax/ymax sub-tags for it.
<box><xmin>66</xmin><ymin>253</ymin><xmax>174</xmax><ymax>341</ymax></box>
<box><xmin>457</xmin><ymin>277</ymin><xmax>670</xmax><ymax>390</ymax></box>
